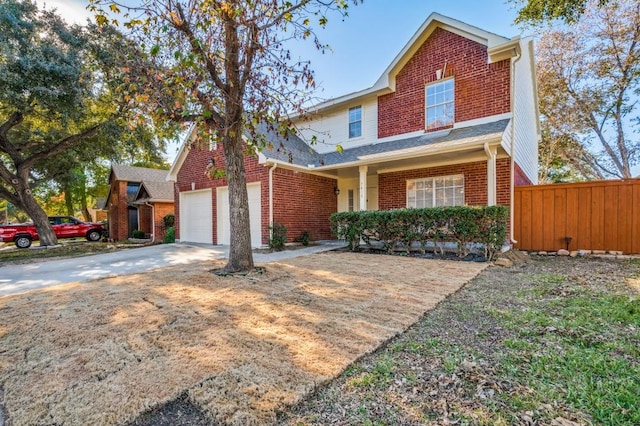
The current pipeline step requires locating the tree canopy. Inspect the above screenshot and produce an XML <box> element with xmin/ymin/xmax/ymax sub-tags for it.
<box><xmin>536</xmin><ymin>0</ymin><xmax>640</xmax><ymax>181</ymax></box>
<box><xmin>90</xmin><ymin>0</ymin><xmax>361</xmax><ymax>271</ymax></box>
<box><xmin>0</xmin><ymin>0</ymin><xmax>171</xmax><ymax>245</ymax></box>
<box><xmin>512</xmin><ymin>0</ymin><xmax>610</xmax><ymax>24</ymax></box>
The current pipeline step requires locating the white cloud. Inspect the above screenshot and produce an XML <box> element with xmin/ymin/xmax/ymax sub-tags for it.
<box><xmin>36</xmin><ymin>0</ymin><xmax>93</xmax><ymax>25</ymax></box>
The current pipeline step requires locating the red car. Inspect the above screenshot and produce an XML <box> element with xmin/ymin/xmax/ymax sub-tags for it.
<box><xmin>0</xmin><ymin>216</ymin><xmax>105</xmax><ymax>249</ymax></box>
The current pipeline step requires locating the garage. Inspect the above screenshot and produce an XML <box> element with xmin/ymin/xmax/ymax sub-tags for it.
<box><xmin>217</xmin><ymin>182</ymin><xmax>262</xmax><ymax>247</ymax></box>
<box><xmin>179</xmin><ymin>189</ymin><xmax>213</xmax><ymax>244</ymax></box>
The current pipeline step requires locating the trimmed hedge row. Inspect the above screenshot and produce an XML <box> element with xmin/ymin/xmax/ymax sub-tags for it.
<box><xmin>330</xmin><ymin>206</ymin><xmax>508</xmax><ymax>260</ymax></box>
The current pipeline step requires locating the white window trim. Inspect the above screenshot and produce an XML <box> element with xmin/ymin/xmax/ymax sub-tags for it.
<box><xmin>425</xmin><ymin>78</ymin><xmax>455</xmax><ymax>130</ymax></box>
<box><xmin>348</xmin><ymin>105</ymin><xmax>363</xmax><ymax>139</ymax></box>
<box><xmin>406</xmin><ymin>174</ymin><xmax>465</xmax><ymax>208</ymax></box>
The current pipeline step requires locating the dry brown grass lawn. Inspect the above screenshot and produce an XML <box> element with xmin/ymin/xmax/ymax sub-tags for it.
<box><xmin>0</xmin><ymin>252</ymin><xmax>486</xmax><ymax>425</ymax></box>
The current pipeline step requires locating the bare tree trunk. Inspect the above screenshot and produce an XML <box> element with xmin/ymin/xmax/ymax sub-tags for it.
<box><xmin>223</xmin><ymin>129</ymin><xmax>254</xmax><ymax>273</ymax></box>
<box><xmin>15</xmin><ymin>178</ymin><xmax>58</xmax><ymax>246</ymax></box>
<box><xmin>63</xmin><ymin>184</ymin><xmax>74</xmax><ymax>216</ymax></box>
<box><xmin>79</xmin><ymin>175</ymin><xmax>92</xmax><ymax>221</ymax></box>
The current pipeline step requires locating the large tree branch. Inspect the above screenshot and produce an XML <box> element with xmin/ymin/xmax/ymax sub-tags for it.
<box><xmin>173</xmin><ymin>3</ymin><xmax>228</xmax><ymax>95</ymax></box>
<box><xmin>0</xmin><ymin>112</ymin><xmax>25</xmax><ymax>161</ymax></box>
<box><xmin>0</xmin><ymin>161</ymin><xmax>18</xmax><ymax>186</ymax></box>
<box><xmin>0</xmin><ymin>184</ymin><xmax>20</xmax><ymax>206</ymax></box>
<box><xmin>22</xmin><ymin>125</ymin><xmax>100</xmax><ymax>170</ymax></box>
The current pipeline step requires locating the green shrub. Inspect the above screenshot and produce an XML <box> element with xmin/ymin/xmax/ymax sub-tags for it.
<box><xmin>330</xmin><ymin>206</ymin><xmax>508</xmax><ymax>260</ymax></box>
<box><xmin>164</xmin><ymin>226</ymin><xmax>175</xmax><ymax>243</ymax></box>
<box><xmin>269</xmin><ymin>223</ymin><xmax>287</xmax><ymax>251</ymax></box>
<box><xmin>295</xmin><ymin>230</ymin><xmax>311</xmax><ymax>246</ymax></box>
<box><xmin>132</xmin><ymin>229</ymin><xmax>145</xmax><ymax>239</ymax></box>
<box><xmin>163</xmin><ymin>213</ymin><xmax>175</xmax><ymax>229</ymax></box>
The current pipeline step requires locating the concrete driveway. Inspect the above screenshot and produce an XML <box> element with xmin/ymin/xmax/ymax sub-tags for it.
<box><xmin>0</xmin><ymin>242</ymin><xmax>344</xmax><ymax>297</ymax></box>
<box><xmin>0</xmin><ymin>244</ymin><xmax>227</xmax><ymax>297</ymax></box>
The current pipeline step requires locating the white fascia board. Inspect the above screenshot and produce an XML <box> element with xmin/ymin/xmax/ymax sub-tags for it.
<box><xmin>302</xmin><ymin>136</ymin><xmax>504</xmax><ymax>173</ymax></box>
<box><xmin>294</xmin><ymin>89</ymin><xmax>386</xmax><ymax>119</ymax></box>
<box><xmin>167</xmin><ymin>124</ymin><xmax>197</xmax><ymax>182</ymax></box>
<box><xmin>487</xmin><ymin>36</ymin><xmax>521</xmax><ymax>63</ymax></box>
<box><xmin>374</xmin><ymin>13</ymin><xmax>511</xmax><ymax>90</ymax></box>
<box><xmin>355</xmin><ymin>136</ymin><xmax>502</xmax><ymax>164</ymax></box>
<box><xmin>262</xmin><ymin>158</ymin><xmax>337</xmax><ymax>179</ymax></box>
<box><xmin>294</xmin><ymin>13</ymin><xmax>512</xmax><ymax>118</ymax></box>
<box><xmin>453</xmin><ymin>113</ymin><xmax>513</xmax><ymax>129</ymax></box>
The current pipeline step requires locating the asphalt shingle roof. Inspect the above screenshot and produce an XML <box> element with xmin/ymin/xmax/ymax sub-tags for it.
<box><xmin>137</xmin><ymin>180</ymin><xmax>174</xmax><ymax>202</ymax></box>
<box><xmin>257</xmin><ymin>124</ymin><xmax>324</xmax><ymax>167</ymax></box>
<box><xmin>111</xmin><ymin>165</ymin><xmax>170</xmax><ymax>183</ymax></box>
<box><xmin>321</xmin><ymin>119</ymin><xmax>511</xmax><ymax>166</ymax></box>
<box><xmin>260</xmin><ymin>119</ymin><xmax>510</xmax><ymax>167</ymax></box>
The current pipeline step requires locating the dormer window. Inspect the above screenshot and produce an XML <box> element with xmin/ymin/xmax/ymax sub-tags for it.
<box><xmin>425</xmin><ymin>78</ymin><xmax>454</xmax><ymax>130</ymax></box>
<box><xmin>349</xmin><ymin>106</ymin><xmax>362</xmax><ymax>138</ymax></box>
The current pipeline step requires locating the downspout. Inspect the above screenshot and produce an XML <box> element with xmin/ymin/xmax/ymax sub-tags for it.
<box><xmin>145</xmin><ymin>202</ymin><xmax>155</xmax><ymax>242</ymax></box>
<box><xmin>509</xmin><ymin>44</ymin><xmax>522</xmax><ymax>245</ymax></box>
<box><xmin>269</xmin><ymin>163</ymin><xmax>277</xmax><ymax>240</ymax></box>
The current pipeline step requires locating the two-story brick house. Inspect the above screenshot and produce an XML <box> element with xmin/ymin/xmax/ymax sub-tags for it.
<box><xmin>168</xmin><ymin>13</ymin><xmax>540</xmax><ymax>247</ymax></box>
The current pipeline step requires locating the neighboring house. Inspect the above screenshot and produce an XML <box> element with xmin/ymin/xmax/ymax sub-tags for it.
<box><xmin>168</xmin><ymin>13</ymin><xmax>540</xmax><ymax>247</ymax></box>
<box><xmin>106</xmin><ymin>165</ymin><xmax>174</xmax><ymax>242</ymax></box>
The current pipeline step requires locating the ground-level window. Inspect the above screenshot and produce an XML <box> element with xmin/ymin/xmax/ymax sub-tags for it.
<box><xmin>349</xmin><ymin>106</ymin><xmax>362</xmax><ymax>138</ymax></box>
<box><xmin>348</xmin><ymin>189</ymin><xmax>355</xmax><ymax>211</ymax></box>
<box><xmin>406</xmin><ymin>175</ymin><xmax>464</xmax><ymax>208</ymax></box>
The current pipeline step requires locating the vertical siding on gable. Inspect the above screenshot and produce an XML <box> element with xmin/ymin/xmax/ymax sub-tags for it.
<box><xmin>511</xmin><ymin>39</ymin><xmax>539</xmax><ymax>184</ymax></box>
<box><xmin>378</xmin><ymin>28</ymin><xmax>511</xmax><ymax>138</ymax></box>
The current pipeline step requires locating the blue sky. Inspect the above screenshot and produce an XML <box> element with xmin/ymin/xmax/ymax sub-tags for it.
<box><xmin>40</xmin><ymin>0</ymin><xmax>524</xmax><ymax>160</ymax></box>
<box><xmin>293</xmin><ymin>0</ymin><xmax>522</xmax><ymax>99</ymax></box>
<box><xmin>42</xmin><ymin>0</ymin><xmax>522</xmax><ymax>100</ymax></box>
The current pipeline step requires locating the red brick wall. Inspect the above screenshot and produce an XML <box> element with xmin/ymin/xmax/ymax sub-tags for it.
<box><xmin>514</xmin><ymin>162</ymin><xmax>533</xmax><ymax>186</ymax></box>
<box><xmin>153</xmin><ymin>202</ymin><xmax>174</xmax><ymax>242</ymax></box>
<box><xmin>378</xmin><ymin>28</ymin><xmax>511</xmax><ymax>138</ymax></box>
<box><xmin>272</xmin><ymin>168</ymin><xmax>337</xmax><ymax>241</ymax></box>
<box><xmin>378</xmin><ymin>160</ymin><xmax>512</xmax><ymax>210</ymax></box>
<box><xmin>107</xmin><ymin>180</ymin><xmax>129</xmax><ymax>241</ymax></box>
<box><xmin>175</xmin><ymin>143</ymin><xmax>336</xmax><ymax>244</ymax></box>
<box><xmin>175</xmin><ymin>143</ymin><xmax>264</xmax><ymax>244</ymax></box>
<box><xmin>138</xmin><ymin>204</ymin><xmax>152</xmax><ymax>236</ymax></box>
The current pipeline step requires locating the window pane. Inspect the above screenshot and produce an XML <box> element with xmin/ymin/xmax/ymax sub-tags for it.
<box><xmin>425</xmin><ymin>79</ymin><xmax>455</xmax><ymax>129</ymax></box>
<box><xmin>349</xmin><ymin>106</ymin><xmax>362</xmax><ymax>138</ymax></box>
<box><xmin>349</xmin><ymin>122</ymin><xmax>361</xmax><ymax>138</ymax></box>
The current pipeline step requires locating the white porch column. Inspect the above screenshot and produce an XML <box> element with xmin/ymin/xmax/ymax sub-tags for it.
<box><xmin>484</xmin><ymin>143</ymin><xmax>497</xmax><ymax>206</ymax></box>
<box><xmin>359</xmin><ymin>165</ymin><xmax>368</xmax><ymax>211</ymax></box>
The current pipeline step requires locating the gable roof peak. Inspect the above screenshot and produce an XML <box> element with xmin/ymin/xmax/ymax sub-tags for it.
<box><xmin>372</xmin><ymin>12</ymin><xmax>512</xmax><ymax>92</ymax></box>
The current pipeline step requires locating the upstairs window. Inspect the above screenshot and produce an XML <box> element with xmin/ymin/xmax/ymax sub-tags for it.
<box><xmin>407</xmin><ymin>175</ymin><xmax>464</xmax><ymax>208</ymax></box>
<box><xmin>425</xmin><ymin>79</ymin><xmax>454</xmax><ymax>130</ymax></box>
<box><xmin>127</xmin><ymin>182</ymin><xmax>140</xmax><ymax>196</ymax></box>
<box><xmin>348</xmin><ymin>106</ymin><xmax>362</xmax><ymax>138</ymax></box>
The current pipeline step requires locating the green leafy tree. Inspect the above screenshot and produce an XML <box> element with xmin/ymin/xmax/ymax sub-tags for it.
<box><xmin>90</xmin><ymin>0</ymin><xmax>361</xmax><ymax>272</ymax></box>
<box><xmin>0</xmin><ymin>0</ymin><xmax>171</xmax><ymax>246</ymax></box>
<box><xmin>536</xmin><ymin>0</ymin><xmax>640</xmax><ymax>180</ymax></box>
<box><xmin>512</xmin><ymin>0</ymin><xmax>609</xmax><ymax>24</ymax></box>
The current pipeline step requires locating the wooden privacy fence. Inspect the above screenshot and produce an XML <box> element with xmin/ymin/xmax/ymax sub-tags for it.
<box><xmin>513</xmin><ymin>179</ymin><xmax>640</xmax><ymax>253</ymax></box>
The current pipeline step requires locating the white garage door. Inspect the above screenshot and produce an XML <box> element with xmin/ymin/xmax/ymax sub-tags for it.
<box><xmin>179</xmin><ymin>189</ymin><xmax>213</xmax><ymax>244</ymax></box>
<box><xmin>217</xmin><ymin>182</ymin><xmax>262</xmax><ymax>247</ymax></box>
